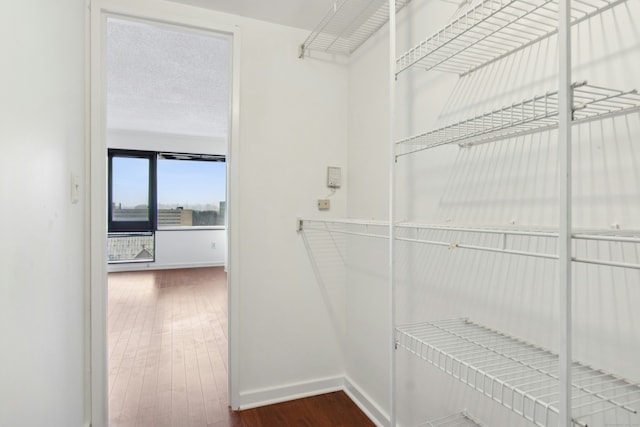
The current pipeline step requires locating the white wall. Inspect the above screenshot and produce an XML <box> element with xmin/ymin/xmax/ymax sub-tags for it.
<box><xmin>0</xmin><ymin>1</ymin><xmax>87</xmax><ymax>427</ymax></box>
<box><xmin>346</xmin><ymin>1</ymin><xmax>640</xmax><ymax>426</ymax></box>
<box><xmin>233</xmin><ymin>14</ymin><xmax>350</xmax><ymax>405</ymax></box>
<box><xmin>94</xmin><ymin>0</ymin><xmax>351</xmax><ymax>412</ymax></box>
<box><xmin>108</xmin><ymin>229</ymin><xmax>226</xmax><ymax>272</ymax></box>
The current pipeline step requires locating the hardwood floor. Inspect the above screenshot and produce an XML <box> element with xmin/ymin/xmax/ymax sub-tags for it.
<box><xmin>108</xmin><ymin>267</ymin><xmax>373</xmax><ymax>427</ymax></box>
<box><xmin>235</xmin><ymin>392</ymin><xmax>374</xmax><ymax>427</ymax></box>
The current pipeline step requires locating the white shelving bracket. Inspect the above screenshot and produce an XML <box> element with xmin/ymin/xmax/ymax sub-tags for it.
<box><xmin>299</xmin><ymin>0</ymin><xmax>410</xmax><ymax>58</ymax></box>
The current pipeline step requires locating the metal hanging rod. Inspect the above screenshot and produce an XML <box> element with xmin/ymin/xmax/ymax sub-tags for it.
<box><xmin>417</xmin><ymin>411</ymin><xmax>485</xmax><ymax>426</ymax></box>
<box><xmin>298</xmin><ymin>219</ymin><xmax>640</xmax><ymax>269</ymax></box>
<box><xmin>299</xmin><ymin>0</ymin><xmax>410</xmax><ymax>58</ymax></box>
<box><xmin>397</xmin><ymin>223</ymin><xmax>640</xmax><ymax>269</ymax></box>
<box><xmin>297</xmin><ymin>218</ymin><xmax>389</xmax><ymax>239</ymax></box>
<box><xmin>395</xmin><ymin>318</ymin><xmax>640</xmax><ymax>427</ymax></box>
<box><xmin>395</xmin><ymin>0</ymin><xmax>627</xmax><ymax>76</ymax></box>
<box><xmin>395</xmin><ymin>82</ymin><xmax>640</xmax><ymax>158</ymax></box>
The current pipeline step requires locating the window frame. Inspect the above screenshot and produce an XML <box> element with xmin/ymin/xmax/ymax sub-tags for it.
<box><xmin>156</xmin><ymin>152</ymin><xmax>227</xmax><ymax>230</ymax></box>
<box><xmin>107</xmin><ymin>149</ymin><xmax>157</xmax><ymax>233</ymax></box>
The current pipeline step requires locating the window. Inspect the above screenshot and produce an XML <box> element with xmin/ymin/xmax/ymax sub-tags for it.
<box><xmin>108</xmin><ymin>150</ymin><xmax>156</xmax><ymax>232</ymax></box>
<box><xmin>157</xmin><ymin>153</ymin><xmax>226</xmax><ymax>228</ymax></box>
<box><xmin>107</xmin><ymin>150</ymin><xmax>226</xmax><ymax>263</ymax></box>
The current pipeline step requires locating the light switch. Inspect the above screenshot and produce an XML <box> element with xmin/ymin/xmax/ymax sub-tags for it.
<box><xmin>71</xmin><ymin>174</ymin><xmax>80</xmax><ymax>204</ymax></box>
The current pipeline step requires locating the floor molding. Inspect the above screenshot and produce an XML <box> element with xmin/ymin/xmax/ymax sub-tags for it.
<box><xmin>107</xmin><ymin>261</ymin><xmax>224</xmax><ymax>273</ymax></box>
<box><xmin>237</xmin><ymin>375</ymin><xmax>389</xmax><ymax>426</ymax></box>
<box><xmin>343</xmin><ymin>376</ymin><xmax>389</xmax><ymax>427</ymax></box>
<box><xmin>237</xmin><ymin>375</ymin><xmax>345</xmax><ymax>410</ymax></box>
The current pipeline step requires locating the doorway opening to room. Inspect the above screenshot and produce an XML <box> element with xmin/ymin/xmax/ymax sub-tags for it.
<box><xmin>104</xmin><ymin>16</ymin><xmax>232</xmax><ymax>426</ymax></box>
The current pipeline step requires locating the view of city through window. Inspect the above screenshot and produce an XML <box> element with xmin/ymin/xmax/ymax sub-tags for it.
<box><xmin>157</xmin><ymin>158</ymin><xmax>226</xmax><ymax>227</ymax></box>
<box><xmin>108</xmin><ymin>156</ymin><xmax>226</xmax><ymax>262</ymax></box>
<box><xmin>110</xmin><ymin>156</ymin><xmax>226</xmax><ymax>228</ymax></box>
<box><xmin>111</xmin><ymin>156</ymin><xmax>151</xmax><ymax>223</ymax></box>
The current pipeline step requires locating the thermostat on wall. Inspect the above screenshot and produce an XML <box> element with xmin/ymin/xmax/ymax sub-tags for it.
<box><xmin>327</xmin><ymin>166</ymin><xmax>341</xmax><ymax>188</ymax></box>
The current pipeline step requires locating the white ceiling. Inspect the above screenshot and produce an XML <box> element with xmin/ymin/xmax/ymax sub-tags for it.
<box><xmin>166</xmin><ymin>0</ymin><xmax>335</xmax><ymax>31</ymax></box>
<box><xmin>106</xmin><ymin>1</ymin><xmax>335</xmax><ymax>138</ymax></box>
<box><xmin>107</xmin><ymin>17</ymin><xmax>231</xmax><ymax>138</ymax></box>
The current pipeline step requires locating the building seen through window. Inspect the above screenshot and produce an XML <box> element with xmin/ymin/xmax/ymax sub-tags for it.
<box><xmin>108</xmin><ymin>150</ymin><xmax>226</xmax><ymax>263</ymax></box>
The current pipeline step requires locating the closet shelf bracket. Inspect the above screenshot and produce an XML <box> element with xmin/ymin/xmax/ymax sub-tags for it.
<box><xmin>299</xmin><ymin>0</ymin><xmax>410</xmax><ymax>58</ymax></box>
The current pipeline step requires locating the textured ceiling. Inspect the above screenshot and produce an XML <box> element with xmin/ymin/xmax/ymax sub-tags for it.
<box><xmin>107</xmin><ymin>17</ymin><xmax>231</xmax><ymax>138</ymax></box>
<box><xmin>165</xmin><ymin>0</ymin><xmax>334</xmax><ymax>31</ymax></box>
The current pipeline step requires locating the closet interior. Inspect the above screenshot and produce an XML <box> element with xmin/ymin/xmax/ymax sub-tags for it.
<box><xmin>298</xmin><ymin>0</ymin><xmax>640</xmax><ymax>426</ymax></box>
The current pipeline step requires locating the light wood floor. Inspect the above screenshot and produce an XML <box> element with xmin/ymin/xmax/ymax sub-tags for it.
<box><xmin>109</xmin><ymin>267</ymin><xmax>231</xmax><ymax>427</ymax></box>
<box><xmin>108</xmin><ymin>267</ymin><xmax>374</xmax><ymax>427</ymax></box>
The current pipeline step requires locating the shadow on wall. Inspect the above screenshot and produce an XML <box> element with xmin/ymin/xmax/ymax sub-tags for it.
<box><xmin>391</xmin><ymin>0</ymin><xmax>640</xmax><ymax>425</ymax></box>
<box><xmin>299</xmin><ymin>226</ymin><xmax>349</xmax><ymax>356</ymax></box>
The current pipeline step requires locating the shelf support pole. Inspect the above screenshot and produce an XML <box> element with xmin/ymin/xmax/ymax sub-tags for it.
<box><xmin>389</xmin><ymin>0</ymin><xmax>397</xmax><ymax>426</ymax></box>
<box><xmin>558</xmin><ymin>0</ymin><xmax>572</xmax><ymax>424</ymax></box>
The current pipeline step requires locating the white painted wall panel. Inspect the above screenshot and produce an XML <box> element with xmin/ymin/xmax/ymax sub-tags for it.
<box><xmin>107</xmin><ymin>229</ymin><xmax>226</xmax><ymax>272</ymax></box>
<box><xmin>0</xmin><ymin>1</ymin><xmax>87</xmax><ymax>426</ymax></box>
<box><xmin>234</xmin><ymin>16</ymin><xmax>349</xmax><ymax>401</ymax></box>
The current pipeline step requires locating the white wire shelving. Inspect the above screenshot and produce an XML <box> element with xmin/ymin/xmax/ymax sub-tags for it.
<box><xmin>395</xmin><ymin>318</ymin><xmax>640</xmax><ymax>427</ymax></box>
<box><xmin>299</xmin><ymin>0</ymin><xmax>410</xmax><ymax>58</ymax></box>
<box><xmin>298</xmin><ymin>219</ymin><xmax>640</xmax><ymax>270</ymax></box>
<box><xmin>397</xmin><ymin>223</ymin><xmax>640</xmax><ymax>270</ymax></box>
<box><xmin>297</xmin><ymin>218</ymin><xmax>389</xmax><ymax>239</ymax></box>
<box><xmin>395</xmin><ymin>0</ymin><xmax>627</xmax><ymax>76</ymax></box>
<box><xmin>395</xmin><ymin>81</ymin><xmax>640</xmax><ymax>157</ymax></box>
<box><xmin>418</xmin><ymin>411</ymin><xmax>485</xmax><ymax>426</ymax></box>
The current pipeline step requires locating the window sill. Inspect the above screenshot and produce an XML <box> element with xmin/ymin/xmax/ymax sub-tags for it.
<box><xmin>157</xmin><ymin>226</ymin><xmax>226</xmax><ymax>231</ymax></box>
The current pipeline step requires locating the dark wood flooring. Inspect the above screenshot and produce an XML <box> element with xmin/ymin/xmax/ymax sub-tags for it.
<box><xmin>108</xmin><ymin>267</ymin><xmax>373</xmax><ymax>427</ymax></box>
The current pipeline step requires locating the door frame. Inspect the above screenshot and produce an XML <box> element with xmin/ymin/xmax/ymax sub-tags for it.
<box><xmin>88</xmin><ymin>1</ymin><xmax>241</xmax><ymax>425</ymax></box>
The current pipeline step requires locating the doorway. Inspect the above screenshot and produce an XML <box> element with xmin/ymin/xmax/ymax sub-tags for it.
<box><xmin>89</xmin><ymin>4</ymin><xmax>240</xmax><ymax>426</ymax></box>
<box><xmin>105</xmin><ymin>15</ymin><xmax>230</xmax><ymax>427</ymax></box>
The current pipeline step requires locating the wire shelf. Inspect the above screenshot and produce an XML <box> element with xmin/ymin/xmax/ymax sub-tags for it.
<box><xmin>418</xmin><ymin>411</ymin><xmax>485</xmax><ymax>426</ymax></box>
<box><xmin>396</xmin><ymin>318</ymin><xmax>640</xmax><ymax>427</ymax></box>
<box><xmin>396</xmin><ymin>0</ymin><xmax>626</xmax><ymax>76</ymax></box>
<box><xmin>298</xmin><ymin>219</ymin><xmax>640</xmax><ymax>269</ymax></box>
<box><xmin>299</xmin><ymin>0</ymin><xmax>410</xmax><ymax>58</ymax></box>
<box><xmin>395</xmin><ymin>82</ymin><xmax>640</xmax><ymax>157</ymax></box>
<box><xmin>297</xmin><ymin>218</ymin><xmax>389</xmax><ymax>239</ymax></box>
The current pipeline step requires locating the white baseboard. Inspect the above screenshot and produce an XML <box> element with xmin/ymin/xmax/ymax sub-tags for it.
<box><xmin>343</xmin><ymin>376</ymin><xmax>390</xmax><ymax>427</ymax></box>
<box><xmin>107</xmin><ymin>261</ymin><xmax>224</xmax><ymax>273</ymax></box>
<box><xmin>236</xmin><ymin>375</ymin><xmax>391</xmax><ymax>427</ymax></box>
<box><xmin>237</xmin><ymin>375</ymin><xmax>345</xmax><ymax>410</ymax></box>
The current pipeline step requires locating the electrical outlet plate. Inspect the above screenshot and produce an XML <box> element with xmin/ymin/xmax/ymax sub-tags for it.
<box><xmin>318</xmin><ymin>199</ymin><xmax>330</xmax><ymax>210</ymax></box>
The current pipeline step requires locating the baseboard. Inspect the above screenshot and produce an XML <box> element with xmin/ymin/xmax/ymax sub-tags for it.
<box><xmin>237</xmin><ymin>375</ymin><xmax>345</xmax><ymax>410</ymax></box>
<box><xmin>343</xmin><ymin>376</ymin><xmax>390</xmax><ymax>427</ymax></box>
<box><xmin>107</xmin><ymin>261</ymin><xmax>224</xmax><ymax>273</ymax></box>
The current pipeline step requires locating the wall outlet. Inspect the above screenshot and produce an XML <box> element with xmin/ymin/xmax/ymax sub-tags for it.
<box><xmin>318</xmin><ymin>199</ymin><xmax>330</xmax><ymax>210</ymax></box>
